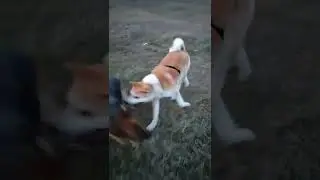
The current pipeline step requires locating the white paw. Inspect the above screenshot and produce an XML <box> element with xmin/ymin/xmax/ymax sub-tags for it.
<box><xmin>220</xmin><ymin>128</ymin><xmax>256</xmax><ymax>144</ymax></box>
<box><xmin>178</xmin><ymin>102</ymin><xmax>191</xmax><ymax>108</ymax></box>
<box><xmin>184</xmin><ymin>82</ymin><xmax>190</xmax><ymax>87</ymax></box>
<box><xmin>146</xmin><ymin>124</ymin><xmax>155</xmax><ymax>131</ymax></box>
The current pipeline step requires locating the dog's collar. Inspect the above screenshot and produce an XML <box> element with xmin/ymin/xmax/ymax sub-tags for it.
<box><xmin>211</xmin><ymin>23</ymin><xmax>224</xmax><ymax>39</ymax></box>
<box><xmin>164</xmin><ymin>65</ymin><xmax>181</xmax><ymax>74</ymax></box>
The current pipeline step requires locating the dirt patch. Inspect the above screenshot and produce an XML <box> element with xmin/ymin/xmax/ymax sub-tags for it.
<box><xmin>109</xmin><ymin>0</ymin><xmax>211</xmax><ymax>179</ymax></box>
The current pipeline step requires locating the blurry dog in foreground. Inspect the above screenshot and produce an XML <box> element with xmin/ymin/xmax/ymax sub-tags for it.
<box><xmin>39</xmin><ymin>62</ymin><xmax>150</xmax><ymax>149</ymax></box>
<box><xmin>212</xmin><ymin>0</ymin><xmax>256</xmax><ymax>143</ymax></box>
<box><xmin>122</xmin><ymin>37</ymin><xmax>191</xmax><ymax>131</ymax></box>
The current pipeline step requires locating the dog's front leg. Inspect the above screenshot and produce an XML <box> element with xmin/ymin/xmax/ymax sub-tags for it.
<box><xmin>175</xmin><ymin>91</ymin><xmax>191</xmax><ymax>108</ymax></box>
<box><xmin>146</xmin><ymin>98</ymin><xmax>160</xmax><ymax>131</ymax></box>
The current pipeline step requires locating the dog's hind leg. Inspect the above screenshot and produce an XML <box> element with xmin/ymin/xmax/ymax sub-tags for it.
<box><xmin>183</xmin><ymin>76</ymin><xmax>190</xmax><ymax>87</ymax></box>
<box><xmin>175</xmin><ymin>91</ymin><xmax>191</xmax><ymax>108</ymax></box>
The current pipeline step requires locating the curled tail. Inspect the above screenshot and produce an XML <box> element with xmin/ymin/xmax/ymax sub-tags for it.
<box><xmin>169</xmin><ymin>37</ymin><xmax>186</xmax><ymax>52</ymax></box>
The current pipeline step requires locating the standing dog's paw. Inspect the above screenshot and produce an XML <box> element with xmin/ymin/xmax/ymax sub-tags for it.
<box><xmin>179</xmin><ymin>102</ymin><xmax>191</xmax><ymax>108</ymax></box>
<box><xmin>184</xmin><ymin>82</ymin><xmax>190</xmax><ymax>87</ymax></box>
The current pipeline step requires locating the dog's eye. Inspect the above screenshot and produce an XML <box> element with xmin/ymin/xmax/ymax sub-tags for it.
<box><xmin>133</xmin><ymin>96</ymin><xmax>139</xmax><ymax>99</ymax></box>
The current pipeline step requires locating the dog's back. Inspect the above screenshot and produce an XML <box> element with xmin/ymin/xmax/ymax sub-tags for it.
<box><xmin>151</xmin><ymin>38</ymin><xmax>190</xmax><ymax>89</ymax></box>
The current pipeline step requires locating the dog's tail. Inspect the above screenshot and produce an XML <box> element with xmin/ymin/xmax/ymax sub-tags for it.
<box><xmin>169</xmin><ymin>37</ymin><xmax>186</xmax><ymax>52</ymax></box>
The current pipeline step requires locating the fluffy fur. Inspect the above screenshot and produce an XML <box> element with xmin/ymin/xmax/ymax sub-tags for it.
<box><xmin>40</xmin><ymin>63</ymin><xmax>109</xmax><ymax>136</ymax></box>
<box><xmin>212</xmin><ymin>0</ymin><xmax>256</xmax><ymax>143</ymax></box>
<box><xmin>122</xmin><ymin>37</ymin><xmax>191</xmax><ymax>131</ymax></box>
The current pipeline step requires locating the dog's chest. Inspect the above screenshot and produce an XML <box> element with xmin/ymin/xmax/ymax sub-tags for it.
<box><xmin>160</xmin><ymin>90</ymin><xmax>176</xmax><ymax>98</ymax></box>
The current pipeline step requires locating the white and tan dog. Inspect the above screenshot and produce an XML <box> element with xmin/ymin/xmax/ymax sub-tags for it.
<box><xmin>212</xmin><ymin>0</ymin><xmax>256</xmax><ymax>143</ymax></box>
<box><xmin>123</xmin><ymin>37</ymin><xmax>191</xmax><ymax>131</ymax></box>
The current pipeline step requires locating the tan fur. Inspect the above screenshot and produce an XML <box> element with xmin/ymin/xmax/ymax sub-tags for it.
<box><xmin>66</xmin><ymin>63</ymin><xmax>108</xmax><ymax>115</ymax></box>
<box><xmin>151</xmin><ymin>51</ymin><xmax>189</xmax><ymax>89</ymax></box>
<box><xmin>130</xmin><ymin>82</ymin><xmax>152</xmax><ymax>93</ymax></box>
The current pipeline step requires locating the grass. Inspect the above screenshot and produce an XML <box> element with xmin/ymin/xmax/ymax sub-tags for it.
<box><xmin>108</xmin><ymin>1</ymin><xmax>211</xmax><ymax>178</ymax></box>
<box><xmin>108</xmin><ymin>35</ymin><xmax>211</xmax><ymax>180</ymax></box>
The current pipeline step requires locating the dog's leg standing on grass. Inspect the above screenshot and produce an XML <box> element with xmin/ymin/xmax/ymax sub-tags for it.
<box><xmin>212</xmin><ymin>0</ymin><xmax>256</xmax><ymax>143</ymax></box>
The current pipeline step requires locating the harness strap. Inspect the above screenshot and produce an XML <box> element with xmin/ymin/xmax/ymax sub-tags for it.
<box><xmin>164</xmin><ymin>65</ymin><xmax>181</xmax><ymax>74</ymax></box>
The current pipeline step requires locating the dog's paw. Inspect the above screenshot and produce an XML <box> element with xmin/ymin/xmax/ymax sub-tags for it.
<box><xmin>184</xmin><ymin>82</ymin><xmax>190</xmax><ymax>87</ymax></box>
<box><xmin>220</xmin><ymin>128</ymin><xmax>256</xmax><ymax>144</ymax></box>
<box><xmin>179</xmin><ymin>102</ymin><xmax>191</xmax><ymax>108</ymax></box>
<box><xmin>146</xmin><ymin>124</ymin><xmax>155</xmax><ymax>131</ymax></box>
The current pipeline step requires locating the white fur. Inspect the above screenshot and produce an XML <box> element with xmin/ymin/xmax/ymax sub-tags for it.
<box><xmin>169</xmin><ymin>37</ymin><xmax>186</xmax><ymax>52</ymax></box>
<box><xmin>212</xmin><ymin>0</ymin><xmax>256</xmax><ymax>143</ymax></box>
<box><xmin>40</xmin><ymin>88</ymin><xmax>108</xmax><ymax>136</ymax></box>
<box><xmin>123</xmin><ymin>37</ymin><xmax>191</xmax><ymax>131</ymax></box>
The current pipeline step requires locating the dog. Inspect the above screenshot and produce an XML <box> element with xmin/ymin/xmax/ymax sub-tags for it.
<box><xmin>122</xmin><ymin>37</ymin><xmax>191</xmax><ymax>132</ymax></box>
<box><xmin>212</xmin><ymin>0</ymin><xmax>256</xmax><ymax>143</ymax></box>
<box><xmin>39</xmin><ymin>62</ymin><xmax>150</xmax><ymax>149</ymax></box>
<box><xmin>39</xmin><ymin>63</ymin><xmax>109</xmax><ymax>136</ymax></box>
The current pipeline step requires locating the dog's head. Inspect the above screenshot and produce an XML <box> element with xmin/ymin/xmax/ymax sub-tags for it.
<box><xmin>64</xmin><ymin>62</ymin><xmax>150</xmax><ymax>142</ymax></box>
<box><xmin>129</xmin><ymin>81</ymin><xmax>153</xmax><ymax>98</ymax></box>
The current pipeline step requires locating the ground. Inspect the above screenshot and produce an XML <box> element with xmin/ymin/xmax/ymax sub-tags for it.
<box><xmin>213</xmin><ymin>0</ymin><xmax>320</xmax><ymax>179</ymax></box>
<box><xmin>2</xmin><ymin>0</ymin><xmax>320</xmax><ymax>179</ymax></box>
<box><xmin>109</xmin><ymin>0</ymin><xmax>211</xmax><ymax>179</ymax></box>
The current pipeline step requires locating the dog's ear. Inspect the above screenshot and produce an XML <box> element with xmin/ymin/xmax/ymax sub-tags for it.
<box><xmin>142</xmin><ymin>84</ymin><xmax>152</xmax><ymax>92</ymax></box>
